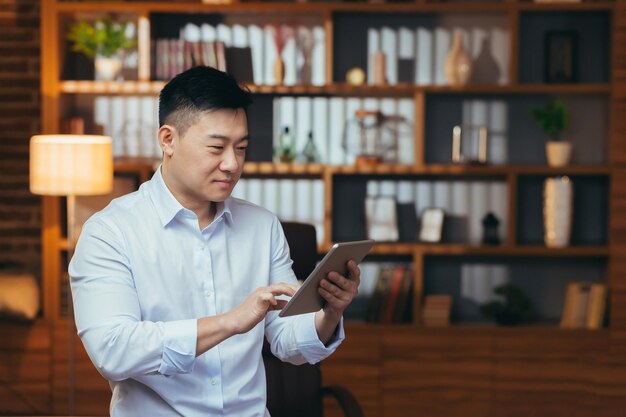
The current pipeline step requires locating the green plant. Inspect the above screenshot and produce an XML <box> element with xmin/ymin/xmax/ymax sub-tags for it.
<box><xmin>480</xmin><ymin>283</ymin><xmax>533</xmax><ymax>326</ymax></box>
<box><xmin>67</xmin><ymin>16</ymin><xmax>136</xmax><ymax>59</ymax></box>
<box><xmin>531</xmin><ymin>99</ymin><xmax>568</xmax><ymax>141</ymax></box>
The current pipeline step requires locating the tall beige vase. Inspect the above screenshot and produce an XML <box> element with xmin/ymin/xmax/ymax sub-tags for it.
<box><xmin>444</xmin><ymin>31</ymin><xmax>472</xmax><ymax>86</ymax></box>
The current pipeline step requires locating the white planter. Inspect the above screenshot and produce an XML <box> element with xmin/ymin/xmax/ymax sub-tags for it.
<box><xmin>543</xmin><ymin>176</ymin><xmax>573</xmax><ymax>248</ymax></box>
<box><xmin>95</xmin><ymin>55</ymin><xmax>122</xmax><ymax>81</ymax></box>
<box><xmin>545</xmin><ymin>141</ymin><xmax>572</xmax><ymax>167</ymax></box>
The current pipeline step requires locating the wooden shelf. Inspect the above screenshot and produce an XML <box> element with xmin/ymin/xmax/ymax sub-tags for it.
<box><xmin>55</xmin><ymin>0</ymin><xmax>615</xmax><ymax>13</ymax></box>
<box><xmin>113</xmin><ymin>158</ymin><xmax>610</xmax><ymax>177</ymax></box>
<box><xmin>59</xmin><ymin>80</ymin><xmax>612</xmax><ymax>96</ymax></box>
<box><xmin>243</xmin><ymin>162</ymin><xmax>325</xmax><ymax>176</ymax></box>
<box><xmin>345</xmin><ymin>321</ymin><xmax>611</xmax><ymax>334</ymax></box>
<box><xmin>361</xmin><ymin>242</ymin><xmax>609</xmax><ymax>257</ymax></box>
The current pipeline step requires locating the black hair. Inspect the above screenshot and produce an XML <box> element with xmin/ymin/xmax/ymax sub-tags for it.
<box><xmin>158</xmin><ymin>66</ymin><xmax>253</xmax><ymax>135</ymax></box>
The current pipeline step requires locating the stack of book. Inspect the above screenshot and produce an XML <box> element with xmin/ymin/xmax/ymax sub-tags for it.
<box><xmin>560</xmin><ymin>282</ymin><xmax>608</xmax><ymax>329</ymax></box>
<box><xmin>422</xmin><ymin>295</ymin><xmax>453</xmax><ymax>327</ymax></box>
<box><xmin>365</xmin><ymin>264</ymin><xmax>413</xmax><ymax>324</ymax></box>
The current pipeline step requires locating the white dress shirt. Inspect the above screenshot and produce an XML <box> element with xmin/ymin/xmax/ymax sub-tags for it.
<box><xmin>69</xmin><ymin>167</ymin><xmax>344</xmax><ymax>417</ymax></box>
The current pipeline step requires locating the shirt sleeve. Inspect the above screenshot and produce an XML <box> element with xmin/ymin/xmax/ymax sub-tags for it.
<box><xmin>264</xmin><ymin>216</ymin><xmax>345</xmax><ymax>365</ymax></box>
<box><xmin>69</xmin><ymin>217</ymin><xmax>197</xmax><ymax>382</ymax></box>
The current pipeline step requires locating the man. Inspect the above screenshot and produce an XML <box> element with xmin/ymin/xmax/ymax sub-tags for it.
<box><xmin>69</xmin><ymin>66</ymin><xmax>361</xmax><ymax>416</ymax></box>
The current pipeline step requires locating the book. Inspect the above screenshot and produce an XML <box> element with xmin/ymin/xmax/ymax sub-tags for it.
<box><xmin>586</xmin><ymin>284</ymin><xmax>608</xmax><ymax>329</ymax></box>
<box><xmin>278</xmin><ymin>179</ymin><xmax>296</xmax><ymax>221</ymax></box>
<box><xmin>216</xmin><ymin>23</ymin><xmax>232</xmax><ymax>47</ymax></box>
<box><xmin>295</xmin><ymin>180</ymin><xmax>313</xmax><ymax>224</ymax></box>
<box><xmin>382</xmin><ymin>265</ymin><xmax>406</xmax><ymax>323</ymax></box>
<box><xmin>328</xmin><ymin>97</ymin><xmax>346</xmax><ymax>165</ymax></box>
<box><xmin>380</xmin><ymin>26</ymin><xmax>397</xmax><ymax>85</ymax></box>
<box><xmin>422</xmin><ymin>294</ymin><xmax>453</xmax><ymax>327</ymax></box>
<box><xmin>366</xmin><ymin>266</ymin><xmax>393</xmax><ymax>322</ymax></box>
<box><xmin>282</xmin><ymin>28</ymin><xmax>297</xmax><ymax>86</ymax></box>
<box><xmin>215</xmin><ymin>41</ymin><xmax>227</xmax><ymax>72</ymax></box>
<box><xmin>397</xmin><ymin>99</ymin><xmax>415</xmax><ymax>165</ymax></box>
<box><xmin>415</xmin><ymin>27</ymin><xmax>433</xmax><ymax>85</ymax></box>
<box><xmin>560</xmin><ymin>281</ymin><xmax>606</xmax><ymax>329</ymax></box>
<box><xmin>434</xmin><ymin>27</ymin><xmax>450</xmax><ymax>85</ymax></box>
<box><xmin>311</xmin><ymin>26</ymin><xmax>325</xmax><ymax>86</ymax></box>
<box><xmin>295</xmin><ymin>96</ymin><xmax>312</xmax><ymax>160</ymax></box>
<box><xmin>311</xmin><ymin>97</ymin><xmax>329</xmax><ymax>163</ymax></box>
<box><xmin>393</xmin><ymin>267</ymin><xmax>413</xmax><ymax>323</ymax></box>
<box><xmin>231</xmin><ymin>24</ymin><xmax>248</xmax><ymax>48</ymax></box>
<box><xmin>397</xmin><ymin>27</ymin><xmax>415</xmax><ymax>84</ymax></box>
<box><xmin>367</xmin><ymin>28</ymin><xmax>380</xmax><ymax>85</ymax></box>
<box><xmin>248</xmin><ymin>24</ymin><xmax>264</xmax><ymax>85</ymax></box>
<box><xmin>312</xmin><ymin>179</ymin><xmax>325</xmax><ymax>244</ymax></box>
<box><xmin>225</xmin><ymin>47</ymin><xmax>254</xmax><ymax>83</ymax></box>
<box><xmin>264</xmin><ymin>25</ymin><xmax>278</xmax><ymax>85</ymax></box>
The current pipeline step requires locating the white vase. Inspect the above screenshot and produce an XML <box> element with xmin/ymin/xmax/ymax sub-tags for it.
<box><xmin>95</xmin><ymin>54</ymin><xmax>122</xmax><ymax>81</ymax></box>
<box><xmin>545</xmin><ymin>141</ymin><xmax>572</xmax><ymax>167</ymax></box>
<box><xmin>543</xmin><ymin>176</ymin><xmax>573</xmax><ymax>248</ymax></box>
<box><xmin>444</xmin><ymin>30</ymin><xmax>472</xmax><ymax>86</ymax></box>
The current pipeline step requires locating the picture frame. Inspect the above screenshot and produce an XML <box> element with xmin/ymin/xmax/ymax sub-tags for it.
<box><xmin>544</xmin><ymin>30</ymin><xmax>578</xmax><ymax>83</ymax></box>
<box><xmin>365</xmin><ymin>196</ymin><xmax>399</xmax><ymax>242</ymax></box>
<box><xmin>419</xmin><ymin>208</ymin><xmax>445</xmax><ymax>243</ymax></box>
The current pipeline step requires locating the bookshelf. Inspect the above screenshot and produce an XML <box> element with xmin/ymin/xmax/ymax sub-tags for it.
<box><xmin>33</xmin><ymin>0</ymin><xmax>626</xmax><ymax>416</ymax></box>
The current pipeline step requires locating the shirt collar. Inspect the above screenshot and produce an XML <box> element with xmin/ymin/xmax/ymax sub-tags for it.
<box><xmin>148</xmin><ymin>166</ymin><xmax>233</xmax><ymax>227</ymax></box>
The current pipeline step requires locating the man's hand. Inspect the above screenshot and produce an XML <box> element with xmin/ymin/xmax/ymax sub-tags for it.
<box><xmin>228</xmin><ymin>282</ymin><xmax>299</xmax><ymax>334</ymax></box>
<box><xmin>315</xmin><ymin>260</ymin><xmax>361</xmax><ymax>343</ymax></box>
<box><xmin>196</xmin><ymin>282</ymin><xmax>298</xmax><ymax>357</ymax></box>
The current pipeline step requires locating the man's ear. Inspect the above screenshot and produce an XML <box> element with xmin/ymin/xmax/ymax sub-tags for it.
<box><xmin>158</xmin><ymin>125</ymin><xmax>176</xmax><ymax>157</ymax></box>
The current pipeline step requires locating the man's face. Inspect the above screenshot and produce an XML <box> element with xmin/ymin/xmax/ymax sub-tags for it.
<box><xmin>163</xmin><ymin>108</ymin><xmax>248</xmax><ymax>209</ymax></box>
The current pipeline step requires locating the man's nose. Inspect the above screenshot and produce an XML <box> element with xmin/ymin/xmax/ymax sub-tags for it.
<box><xmin>220</xmin><ymin>148</ymin><xmax>239</xmax><ymax>171</ymax></box>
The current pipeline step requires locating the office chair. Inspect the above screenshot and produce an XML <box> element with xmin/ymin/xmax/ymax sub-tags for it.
<box><xmin>262</xmin><ymin>221</ymin><xmax>363</xmax><ymax>417</ymax></box>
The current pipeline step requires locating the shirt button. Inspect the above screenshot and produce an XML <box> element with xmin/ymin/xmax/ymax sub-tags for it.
<box><xmin>211</xmin><ymin>378</ymin><xmax>218</xmax><ymax>385</ymax></box>
<box><xmin>205</xmin><ymin>291</ymin><xmax>212</xmax><ymax>298</ymax></box>
<box><xmin>200</xmin><ymin>245</ymin><xmax>205</xmax><ymax>250</ymax></box>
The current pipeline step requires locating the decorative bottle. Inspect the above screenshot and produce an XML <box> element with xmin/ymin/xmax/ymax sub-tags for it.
<box><xmin>276</xmin><ymin>126</ymin><xmax>295</xmax><ymax>163</ymax></box>
<box><xmin>444</xmin><ymin>30</ymin><xmax>472</xmax><ymax>87</ymax></box>
<box><xmin>301</xmin><ymin>131</ymin><xmax>320</xmax><ymax>163</ymax></box>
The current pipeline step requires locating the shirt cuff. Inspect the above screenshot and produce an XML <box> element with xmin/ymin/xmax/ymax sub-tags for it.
<box><xmin>293</xmin><ymin>313</ymin><xmax>345</xmax><ymax>364</ymax></box>
<box><xmin>158</xmin><ymin>319</ymin><xmax>197</xmax><ymax>376</ymax></box>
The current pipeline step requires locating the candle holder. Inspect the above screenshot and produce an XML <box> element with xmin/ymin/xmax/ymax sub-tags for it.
<box><xmin>451</xmin><ymin>124</ymin><xmax>488</xmax><ymax>165</ymax></box>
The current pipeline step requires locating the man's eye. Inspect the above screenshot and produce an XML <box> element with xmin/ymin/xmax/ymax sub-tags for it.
<box><xmin>209</xmin><ymin>146</ymin><xmax>224</xmax><ymax>150</ymax></box>
<box><xmin>237</xmin><ymin>146</ymin><xmax>248</xmax><ymax>151</ymax></box>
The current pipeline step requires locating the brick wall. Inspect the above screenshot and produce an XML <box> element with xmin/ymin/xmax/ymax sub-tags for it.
<box><xmin>0</xmin><ymin>0</ymin><xmax>41</xmax><ymax>276</ymax></box>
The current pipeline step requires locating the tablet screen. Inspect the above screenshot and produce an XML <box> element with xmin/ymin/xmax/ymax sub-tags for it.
<box><xmin>279</xmin><ymin>239</ymin><xmax>375</xmax><ymax>317</ymax></box>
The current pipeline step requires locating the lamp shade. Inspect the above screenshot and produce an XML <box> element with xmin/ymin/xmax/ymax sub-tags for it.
<box><xmin>30</xmin><ymin>135</ymin><xmax>113</xmax><ymax>196</ymax></box>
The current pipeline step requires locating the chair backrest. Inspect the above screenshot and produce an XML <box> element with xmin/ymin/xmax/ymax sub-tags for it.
<box><xmin>264</xmin><ymin>221</ymin><xmax>323</xmax><ymax>417</ymax></box>
<box><xmin>280</xmin><ymin>221</ymin><xmax>318</xmax><ymax>281</ymax></box>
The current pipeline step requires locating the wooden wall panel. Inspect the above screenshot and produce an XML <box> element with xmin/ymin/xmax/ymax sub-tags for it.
<box><xmin>381</xmin><ymin>329</ymin><xmax>492</xmax><ymax>417</ymax></box>
<box><xmin>492</xmin><ymin>330</ymin><xmax>607</xmax><ymax>417</ymax></box>
<box><xmin>0</xmin><ymin>321</ymin><xmax>50</xmax><ymax>415</ymax></box>
<box><xmin>51</xmin><ymin>322</ymin><xmax>110</xmax><ymax>416</ymax></box>
<box><xmin>322</xmin><ymin>326</ymin><xmax>382</xmax><ymax>417</ymax></box>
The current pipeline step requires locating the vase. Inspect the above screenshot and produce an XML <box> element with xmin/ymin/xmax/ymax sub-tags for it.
<box><xmin>545</xmin><ymin>141</ymin><xmax>573</xmax><ymax>167</ymax></box>
<box><xmin>444</xmin><ymin>31</ymin><xmax>472</xmax><ymax>86</ymax></box>
<box><xmin>95</xmin><ymin>54</ymin><xmax>122</xmax><ymax>82</ymax></box>
<box><xmin>470</xmin><ymin>37</ymin><xmax>501</xmax><ymax>84</ymax></box>
<box><xmin>372</xmin><ymin>51</ymin><xmax>387</xmax><ymax>86</ymax></box>
<box><xmin>543</xmin><ymin>176</ymin><xmax>573</xmax><ymax>248</ymax></box>
<box><xmin>274</xmin><ymin>56</ymin><xmax>285</xmax><ymax>86</ymax></box>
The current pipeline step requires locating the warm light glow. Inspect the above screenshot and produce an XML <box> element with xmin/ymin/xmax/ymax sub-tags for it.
<box><xmin>29</xmin><ymin>135</ymin><xmax>113</xmax><ymax>196</ymax></box>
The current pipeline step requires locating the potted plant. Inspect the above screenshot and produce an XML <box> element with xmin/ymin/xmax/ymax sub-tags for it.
<box><xmin>531</xmin><ymin>99</ymin><xmax>572</xmax><ymax>167</ymax></box>
<box><xmin>480</xmin><ymin>283</ymin><xmax>534</xmax><ymax>326</ymax></box>
<box><xmin>67</xmin><ymin>16</ymin><xmax>136</xmax><ymax>81</ymax></box>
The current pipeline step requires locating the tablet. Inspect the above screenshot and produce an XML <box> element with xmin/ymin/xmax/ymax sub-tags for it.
<box><xmin>279</xmin><ymin>239</ymin><xmax>376</xmax><ymax>318</ymax></box>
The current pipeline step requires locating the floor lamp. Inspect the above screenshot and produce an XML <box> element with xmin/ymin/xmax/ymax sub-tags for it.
<box><xmin>29</xmin><ymin>134</ymin><xmax>113</xmax><ymax>415</ymax></box>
